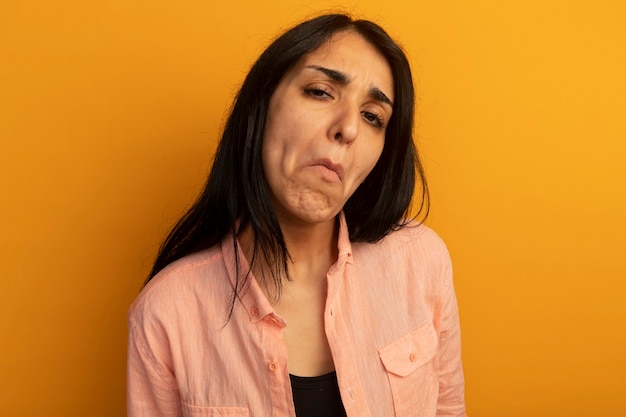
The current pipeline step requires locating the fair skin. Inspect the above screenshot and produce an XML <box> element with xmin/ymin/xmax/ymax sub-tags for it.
<box><xmin>245</xmin><ymin>30</ymin><xmax>394</xmax><ymax>376</ymax></box>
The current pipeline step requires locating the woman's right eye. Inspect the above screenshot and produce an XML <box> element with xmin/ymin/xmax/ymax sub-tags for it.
<box><xmin>303</xmin><ymin>87</ymin><xmax>332</xmax><ymax>99</ymax></box>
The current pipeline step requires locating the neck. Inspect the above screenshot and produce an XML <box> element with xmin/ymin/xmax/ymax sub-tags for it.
<box><xmin>238</xmin><ymin>215</ymin><xmax>339</xmax><ymax>298</ymax></box>
<box><xmin>280</xmin><ymin>217</ymin><xmax>338</xmax><ymax>284</ymax></box>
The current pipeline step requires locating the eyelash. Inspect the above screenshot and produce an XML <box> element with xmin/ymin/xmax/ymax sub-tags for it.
<box><xmin>303</xmin><ymin>86</ymin><xmax>332</xmax><ymax>99</ymax></box>
<box><xmin>362</xmin><ymin>111</ymin><xmax>384</xmax><ymax>128</ymax></box>
<box><xmin>303</xmin><ymin>87</ymin><xmax>386</xmax><ymax>129</ymax></box>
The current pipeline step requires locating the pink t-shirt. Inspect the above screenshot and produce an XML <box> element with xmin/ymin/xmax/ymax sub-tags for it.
<box><xmin>127</xmin><ymin>215</ymin><xmax>466</xmax><ymax>417</ymax></box>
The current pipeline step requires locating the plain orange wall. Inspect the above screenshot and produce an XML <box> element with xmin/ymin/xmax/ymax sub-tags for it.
<box><xmin>1</xmin><ymin>0</ymin><xmax>625</xmax><ymax>416</ymax></box>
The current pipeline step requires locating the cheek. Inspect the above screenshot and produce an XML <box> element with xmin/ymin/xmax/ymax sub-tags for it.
<box><xmin>354</xmin><ymin>141</ymin><xmax>385</xmax><ymax>183</ymax></box>
<box><xmin>261</xmin><ymin>110</ymin><xmax>289</xmax><ymax>172</ymax></box>
<box><xmin>261</xmin><ymin>125</ymin><xmax>282</xmax><ymax>193</ymax></box>
<box><xmin>368</xmin><ymin>139</ymin><xmax>386</xmax><ymax>169</ymax></box>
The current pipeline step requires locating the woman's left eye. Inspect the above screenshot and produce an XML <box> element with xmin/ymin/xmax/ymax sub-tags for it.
<box><xmin>362</xmin><ymin>111</ymin><xmax>384</xmax><ymax>128</ymax></box>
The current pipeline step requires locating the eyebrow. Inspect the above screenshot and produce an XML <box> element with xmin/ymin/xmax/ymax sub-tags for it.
<box><xmin>305</xmin><ymin>65</ymin><xmax>394</xmax><ymax>108</ymax></box>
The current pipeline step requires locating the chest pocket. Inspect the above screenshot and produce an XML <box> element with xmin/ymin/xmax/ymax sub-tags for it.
<box><xmin>378</xmin><ymin>323</ymin><xmax>439</xmax><ymax>416</ymax></box>
<box><xmin>181</xmin><ymin>405</ymin><xmax>249</xmax><ymax>417</ymax></box>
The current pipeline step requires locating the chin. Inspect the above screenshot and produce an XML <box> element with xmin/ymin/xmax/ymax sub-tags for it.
<box><xmin>293</xmin><ymin>207</ymin><xmax>339</xmax><ymax>225</ymax></box>
<box><xmin>282</xmin><ymin>202</ymin><xmax>340</xmax><ymax>225</ymax></box>
<box><xmin>275</xmin><ymin>189</ymin><xmax>345</xmax><ymax>225</ymax></box>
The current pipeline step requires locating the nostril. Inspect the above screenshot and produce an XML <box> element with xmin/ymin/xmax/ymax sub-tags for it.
<box><xmin>334</xmin><ymin>131</ymin><xmax>342</xmax><ymax>140</ymax></box>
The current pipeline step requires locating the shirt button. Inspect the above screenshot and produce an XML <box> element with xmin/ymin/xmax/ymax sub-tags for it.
<box><xmin>269</xmin><ymin>362</ymin><xmax>278</xmax><ymax>371</ymax></box>
<box><xmin>250</xmin><ymin>307</ymin><xmax>259</xmax><ymax>317</ymax></box>
<box><xmin>409</xmin><ymin>353</ymin><xmax>417</xmax><ymax>362</ymax></box>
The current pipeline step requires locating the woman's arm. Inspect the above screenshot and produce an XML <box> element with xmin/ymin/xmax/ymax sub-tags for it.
<box><xmin>436</xmin><ymin>255</ymin><xmax>467</xmax><ymax>417</ymax></box>
<box><xmin>127</xmin><ymin>318</ymin><xmax>182</xmax><ymax>417</ymax></box>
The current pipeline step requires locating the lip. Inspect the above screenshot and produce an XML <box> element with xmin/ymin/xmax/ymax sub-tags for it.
<box><xmin>308</xmin><ymin>158</ymin><xmax>345</xmax><ymax>182</ymax></box>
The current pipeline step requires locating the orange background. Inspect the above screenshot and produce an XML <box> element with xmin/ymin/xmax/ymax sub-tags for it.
<box><xmin>1</xmin><ymin>0</ymin><xmax>625</xmax><ymax>416</ymax></box>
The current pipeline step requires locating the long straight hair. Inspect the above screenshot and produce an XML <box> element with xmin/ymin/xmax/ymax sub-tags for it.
<box><xmin>146</xmin><ymin>14</ymin><xmax>429</xmax><ymax>311</ymax></box>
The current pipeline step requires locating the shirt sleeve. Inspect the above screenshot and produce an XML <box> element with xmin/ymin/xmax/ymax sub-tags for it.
<box><xmin>436</xmin><ymin>252</ymin><xmax>468</xmax><ymax>417</ymax></box>
<box><xmin>127</xmin><ymin>313</ymin><xmax>183</xmax><ymax>417</ymax></box>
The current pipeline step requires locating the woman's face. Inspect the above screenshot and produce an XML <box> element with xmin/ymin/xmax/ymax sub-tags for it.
<box><xmin>262</xmin><ymin>31</ymin><xmax>394</xmax><ymax>227</ymax></box>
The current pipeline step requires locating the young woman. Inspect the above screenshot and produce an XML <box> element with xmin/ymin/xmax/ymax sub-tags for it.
<box><xmin>128</xmin><ymin>14</ymin><xmax>467</xmax><ymax>417</ymax></box>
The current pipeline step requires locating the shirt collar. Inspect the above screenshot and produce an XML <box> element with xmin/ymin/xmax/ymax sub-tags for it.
<box><xmin>335</xmin><ymin>211</ymin><xmax>354</xmax><ymax>267</ymax></box>
<box><xmin>220</xmin><ymin>234</ymin><xmax>278</xmax><ymax>325</ymax></box>
<box><xmin>221</xmin><ymin>212</ymin><xmax>353</xmax><ymax>323</ymax></box>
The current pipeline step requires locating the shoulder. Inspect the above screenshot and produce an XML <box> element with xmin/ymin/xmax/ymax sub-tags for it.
<box><xmin>355</xmin><ymin>221</ymin><xmax>450</xmax><ymax>264</ymax></box>
<box><xmin>128</xmin><ymin>244</ymin><xmax>228</xmax><ymax>326</ymax></box>
<box><xmin>350</xmin><ymin>221</ymin><xmax>453</xmax><ymax>298</ymax></box>
<box><xmin>388</xmin><ymin>220</ymin><xmax>447</xmax><ymax>248</ymax></box>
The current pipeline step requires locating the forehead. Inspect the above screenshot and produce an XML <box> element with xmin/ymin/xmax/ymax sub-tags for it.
<box><xmin>291</xmin><ymin>31</ymin><xmax>394</xmax><ymax>100</ymax></box>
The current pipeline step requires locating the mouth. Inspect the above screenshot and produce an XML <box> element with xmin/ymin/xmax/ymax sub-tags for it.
<box><xmin>309</xmin><ymin>158</ymin><xmax>345</xmax><ymax>182</ymax></box>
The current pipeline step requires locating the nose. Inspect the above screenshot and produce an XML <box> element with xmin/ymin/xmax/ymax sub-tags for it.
<box><xmin>329</xmin><ymin>102</ymin><xmax>359</xmax><ymax>144</ymax></box>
